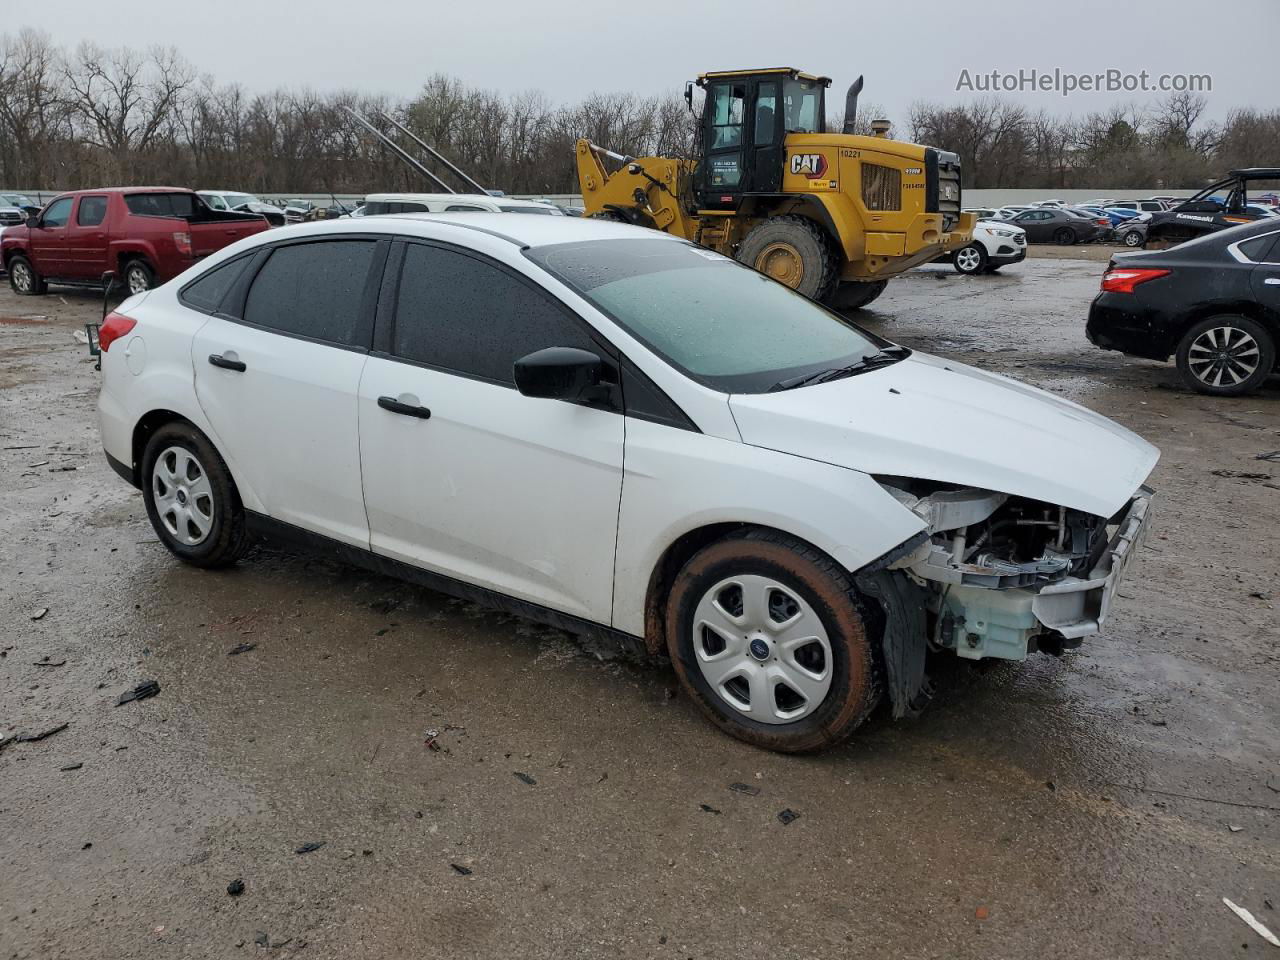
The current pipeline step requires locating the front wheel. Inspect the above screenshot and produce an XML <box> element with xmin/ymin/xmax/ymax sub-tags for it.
<box><xmin>665</xmin><ymin>530</ymin><xmax>882</xmax><ymax>752</ymax></box>
<box><xmin>1175</xmin><ymin>315</ymin><xmax>1274</xmax><ymax>396</ymax></box>
<box><xmin>953</xmin><ymin>243</ymin><xmax>987</xmax><ymax>275</ymax></box>
<box><xmin>1053</xmin><ymin>227</ymin><xmax>1076</xmax><ymax>245</ymax></box>
<box><xmin>142</xmin><ymin>423</ymin><xmax>249</xmax><ymax>568</ymax></box>
<box><xmin>827</xmin><ymin>279</ymin><xmax>888</xmax><ymax>311</ymax></box>
<box><xmin>735</xmin><ymin>216</ymin><xmax>838</xmax><ymax>301</ymax></box>
<box><xmin>8</xmin><ymin>255</ymin><xmax>47</xmax><ymax>295</ymax></box>
<box><xmin>124</xmin><ymin>259</ymin><xmax>155</xmax><ymax>295</ymax></box>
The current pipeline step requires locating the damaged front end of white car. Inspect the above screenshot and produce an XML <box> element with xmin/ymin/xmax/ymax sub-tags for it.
<box><xmin>877</xmin><ymin>480</ymin><xmax>1153</xmax><ymax>661</ymax></box>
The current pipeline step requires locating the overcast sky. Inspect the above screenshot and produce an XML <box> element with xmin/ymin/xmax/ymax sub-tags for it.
<box><xmin>14</xmin><ymin>0</ymin><xmax>1276</xmax><ymax>121</ymax></box>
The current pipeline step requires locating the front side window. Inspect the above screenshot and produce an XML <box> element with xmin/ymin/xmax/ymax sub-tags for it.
<box><xmin>392</xmin><ymin>243</ymin><xmax>595</xmax><ymax>384</ymax></box>
<box><xmin>243</xmin><ymin>240</ymin><xmax>377</xmax><ymax>347</ymax></box>
<box><xmin>782</xmin><ymin>78</ymin><xmax>822</xmax><ymax>133</ymax></box>
<box><xmin>708</xmin><ymin>82</ymin><xmax>745</xmax><ymax>149</ymax></box>
<box><xmin>77</xmin><ymin>196</ymin><xmax>107</xmax><ymax>226</ymax></box>
<box><xmin>527</xmin><ymin>238</ymin><xmax>889</xmax><ymax>394</ymax></box>
<box><xmin>754</xmin><ymin>82</ymin><xmax>778</xmax><ymax>146</ymax></box>
<box><xmin>204</xmin><ymin>195</ymin><xmax>228</xmax><ymax>210</ymax></box>
<box><xmin>41</xmin><ymin>197</ymin><xmax>73</xmax><ymax>227</ymax></box>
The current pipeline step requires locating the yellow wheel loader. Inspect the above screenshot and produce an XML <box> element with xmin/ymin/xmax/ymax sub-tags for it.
<box><xmin>576</xmin><ymin>68</ymin><xmax>975</xmax><ymax>309</ymax></box>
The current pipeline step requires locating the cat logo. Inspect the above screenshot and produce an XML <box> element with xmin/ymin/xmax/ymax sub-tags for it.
<box><xmin>790</xmin><ymin>153</ymin><xmax>828</xmax><ymax>179</ymax></box>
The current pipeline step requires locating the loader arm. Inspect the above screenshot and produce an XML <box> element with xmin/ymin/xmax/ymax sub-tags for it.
<box><xmin>575</xmin><ymin>139</ymin><xmax>695</xmax><ymax>238</ymax></box>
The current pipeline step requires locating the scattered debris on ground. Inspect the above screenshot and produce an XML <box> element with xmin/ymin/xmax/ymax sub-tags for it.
<box><xmin>699</xmin><ymin>804</ymin><xmax>721</xmax><ymax>814</ymax></box>
<box><xmin>16</xmin><ymin>723</ymin><xmax>69</xmax><ymax>743</ymax></box>
<box><xmin>30</xmin><ymin>607</ymin><xmax>49</xmax><ymax>621</ymax></box>
<box><xmin>59</xmin><ymin>762</ymin><xmax>82</xmax><ymax>772</ymax></box>
<box><xmin>295</xmin><ymin>842</ymin><xmax>326</xmax><ymax>855</ymax></box>
<box><xmin>1223</xmin><ymin>898</ymin><xmax>1280</xmax><ymax>947</ymax></box>
<box><xmin>450</xmin><ymin>863</ymin><xmax>473</xmax><ymax>876</ymax></box>
<box><xmin>115</xmin><ymin>680</ymin><xmax>160</xmax><ymax>706</ymax></box>
<box><xmin>228</xmin><ymin>642</ymin><xmax>256</xmax><ymax>656</ymax></box>
<box><xmin>514</xmin><ymin>772</ymin><xmax>536</xmax><ymax>785</ymax></box>
<box><xmin>729</xmin><ymin>782</ymin><xmax>761</xmax><ymax>797</ymax></box>
<box><xmin>227</xmin><ymin>879</ymin><xmax>245</xmax><ymax>896</ymax></box>
<box><xmin>776</xmin><ymin>809</ymin><xmax>800</xmax><ymax>825</ymax></box>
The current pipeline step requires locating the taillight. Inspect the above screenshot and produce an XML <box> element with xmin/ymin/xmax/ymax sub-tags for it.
<box><xmin>172</xmin><ymin>231</ymin><xmax>192</xmax><ymax>256</ymax></box>
<box><xmin>1095</xmin><ymin>218</ymin><xmax>1110</xmax><ymax>226</ymax></box>
<box><xmin>98</xmin><ymin>311</ymin><xmax>137</xmax><ymax>352</ymax></box>
<box><xmin>1100</xmin><ymin>268</ymin><xmax>1170</xmax><ymax>294</ymax></box>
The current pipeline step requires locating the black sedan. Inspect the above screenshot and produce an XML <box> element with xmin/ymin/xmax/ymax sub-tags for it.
<box><xmin>1007</xmin><ymin>208</ymin><xmax>1110</xmax><ymax>245</ymax></box>
<box><xmin>1086</xmin><ymin>219</ymin><xmax>1280</xmax><ymax>395</ymax></box>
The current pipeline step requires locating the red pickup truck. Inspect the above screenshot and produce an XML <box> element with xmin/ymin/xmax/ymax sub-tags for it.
<box><xmin>2</xmin><ymin>187</ymin><xmax>270</xmax><ymax>297</ymax></box>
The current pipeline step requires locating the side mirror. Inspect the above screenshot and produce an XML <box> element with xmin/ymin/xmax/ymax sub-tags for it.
<box><xmin>514</xmin><ymin>346</ymin><xmax>609</xmax><ymax>403</ymax></box>
<box><xmin>684</xmin><ymin>81</ymin><xmax>694</xmax><ymax>112</ymax></box>
<box><xmin>26</xmin><ymin>213</ymin><xmax>39</xmax><ymax>227</ymax></box>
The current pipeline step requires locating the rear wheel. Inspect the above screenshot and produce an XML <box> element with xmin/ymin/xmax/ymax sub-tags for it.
<box><xmin>736</xmin><ymin>216</ymin><xmax>838</xmax><ymax>301</ymax></box>
<box><xmin>665</xmin><ymin>530</ymin><xmax>882</xmax><ymax>752</ymax></box>
<box><xmin>1175</xmin><ymin>315</ymin><xmax>1274</xmax><ymax>396</ymax></box>
<box><xmin>1122</xmin><ymin>230</ymin><xmax>1145</xmax><ymax>247</ymax></box>
<box><xmin>1053</xmin><ymin>227</ymin><xmax>1076</xmax><ymax>245</ymax></box>
<box><xmin>828</xmin><ymin>279</ymin><xmax>888</xmax><ymax>311</ymax></box>
<box><xmin>953</xmin><ymin>243</ymin><xmax>987</xmax><ymax>275</ymax></box>
<box><xmin>124</xmin><ymin>259</ymin><xmax>155</xmax><ymax>295</ymax></box>
<box><xmin>8</xmin><ymin>255</ymin><xmax>47</xmax><ymax>295</ymax></box>
<box><xmin>142</xmin><ymin>423</ymin><xmax>249</xmax><ymax>568</ymax></box>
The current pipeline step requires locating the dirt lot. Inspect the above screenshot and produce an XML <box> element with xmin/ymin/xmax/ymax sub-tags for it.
<box><xmin>2</xmin><ymin>257</ymin><xmax>1278</xmax><ymax>959</ymax></box>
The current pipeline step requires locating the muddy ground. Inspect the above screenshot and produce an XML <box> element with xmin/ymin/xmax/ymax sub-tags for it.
<box><xmin>2</xmin><ymin>256</ymin><xmax>1278</xmax><ymax>960</ymax></box>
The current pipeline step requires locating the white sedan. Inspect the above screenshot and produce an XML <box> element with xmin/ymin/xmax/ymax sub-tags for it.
<box><xmin>96</xmin><ymin>215</ymin><xmax>1157</xmax><ymax>752</ymax></box>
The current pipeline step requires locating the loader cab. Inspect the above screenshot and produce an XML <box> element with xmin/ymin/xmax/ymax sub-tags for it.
<box><xmin>694</xmin><ymin>68</ymin><xmax>830</xmax><ymax>210</ymax></box>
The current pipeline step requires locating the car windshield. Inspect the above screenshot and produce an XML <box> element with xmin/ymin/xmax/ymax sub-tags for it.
<box><xmin>526</xmin><ymin>238</ymin><xmax>890</xmax><ymax>393</ymax></box>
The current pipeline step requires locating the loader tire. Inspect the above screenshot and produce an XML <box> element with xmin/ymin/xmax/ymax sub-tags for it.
<box><xmin>736</xmin><ymin>216</ymin><xmax>839</xmax><ymax>301</ymax></box>
<box><xmin>828</xmin><ymin>279</ymin><xmax>888</xmax><ymax>311</ymax></box>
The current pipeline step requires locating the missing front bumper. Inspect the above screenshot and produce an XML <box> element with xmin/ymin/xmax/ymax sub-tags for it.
<box><xmin>936</xmin><ymin>489</ymin><xmax>1154</xmax><ymax>660</ymax></box>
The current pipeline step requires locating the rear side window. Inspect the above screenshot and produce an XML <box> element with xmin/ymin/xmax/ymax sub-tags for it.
<box><xmin>77</xmin><ymin>196</ymin><xmax>107</xmax><ymax>226</ymax></box>
<box><xmin>1237</xmin><ymin>234</ymin><xmax>1280</xmax><ymax>264</ymax></box>
<box><xmin>124</xmin><ymin>193</ymin><xmax>197</xmax><ymax>217</ymax></box>
<box><xmin>181</xmin><ymin>256</ymin><xmax>251</xmax><ymax>313</ymax></box>
<box><xmin>243</xmin><ymin>240</ymin><xmax>377</xmax><ymax>347</ymax></box>
<box><xmin>445</xmin><ymin>204</ymin><xmax>485</xmax><ymax>212</ymax></box>
<box><xmin>392</xmin><ymin>243</ymin><xmax>595</xmax><ymax>384</ymax></box>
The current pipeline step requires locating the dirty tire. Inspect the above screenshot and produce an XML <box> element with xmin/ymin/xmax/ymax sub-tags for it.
<box><xmin>1122</xmin><ymin>230</ymin><xmax>1145</xmax><ymax>247</ymax></box>
<box><xmin>8</xmin><ymin>255</ymin><xmax>47</xmax><ymax>295</ymax></box>
<box><xmin>142</xmin><ymin>422</ymin><xmax>249</xmax><ymax>568</ymax></box>
<box><xmin>736</xmin><ymin>216</ymin><xmax>838</xmax><ymax>301</ymax></box>
<box><xmin>1053</xmin><ymin>227</ymin><xmax>1076</xmax><ymax>245</ymax></box>
<box><xmin>665</xmin><ymin>529</ymin><xmax>881</xmax><ymax>753</ymax></box>
<box><xmin>828</xmin><ymin>279</ymin><xmax>888</xmax><ymax>311</ymax></box>
<box><xmin>1175</xmin><ymin>315</ymin><xmax>1274</xmax><ymax>397</ymax></box>
<box><xmin>124</xmin><ymin>259</ymin><xmax>155</xmax><ymax>295</ymax></box>
<box><xmin>952</xmin><ymin>243</ymin><xmax>987</xmax><ymax>275</ymax></box>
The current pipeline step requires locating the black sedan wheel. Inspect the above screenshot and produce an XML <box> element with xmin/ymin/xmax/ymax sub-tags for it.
<box><xmin>1176</xmin><ymin>316</ymin><xmax>1275</xmax><ymax>396</ymax></box>
<box><xmin>1053</xmin><ymin>227</ymin><xmax>1076</xmax><ymax>245</ymax></box>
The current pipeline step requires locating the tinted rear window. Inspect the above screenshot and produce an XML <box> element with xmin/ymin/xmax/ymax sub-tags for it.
<box><xmin>181</xmin><ymin>256</ymin><xmax>251</xmax><ymax>313</ymax></box>
<box><xmin>243</xmin><ymin>240</ymin><xmax>377</xmax><ymax>347</ymax></box>
<box><xmin>77</xmin><ymin>196</ymin><xmax>108</xmax><ymax>226</ymax></box>
<box><xmin>124</xmin><ymin>193</ymin><xmax>198</xmax><ymax>218</ymax></box>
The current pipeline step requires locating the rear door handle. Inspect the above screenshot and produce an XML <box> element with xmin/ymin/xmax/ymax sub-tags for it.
<box><xmin>378</xmin><ymin>395</ymin><xmax>431</xmax><ymax>420</ymax></box>
<box><xmin>208</xmin><ymin>353</ymin><xmax>246</xmax><ymax>372</ymax></box>
<box><xmin>1264</xmin><ymin>278</ymin><xmax>1280</xmax><ymax>285</ymax></box>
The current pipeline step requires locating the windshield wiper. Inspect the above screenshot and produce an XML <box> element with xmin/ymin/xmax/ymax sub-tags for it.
<box><xmin>768</xmin><ymin>346</ymin><xmax>909</xmax><ymax>392</ymax></box>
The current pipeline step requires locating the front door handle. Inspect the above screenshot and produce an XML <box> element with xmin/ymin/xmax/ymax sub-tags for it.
<box><xmin>378</xmin><ymin>395</ymin><xmax>431</xmax><ymax>419</ymax></box>
<box><xmin>208</xmin><ymin>353</ymin><xmax>246</xmax><ymax>372</ymax></box>
<box><xmin>1264</xmin><ymin>278</ymin><xmax>1280</xmax><ymax>285</ymax></box>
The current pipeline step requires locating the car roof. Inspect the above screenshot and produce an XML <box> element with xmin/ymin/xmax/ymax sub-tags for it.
<box><xmin>241</xmin><ymin>211</ymin><xmax>681</xmax><ymax>249</ymax></box>
<box><xmin>198</xmin><ymin>189</ymin><xmax>256</xmax><ymax>195</ymax></box>
<box><xmin>364</xmin><ymin>193</ymin><xmax>548</xmax><ymax>209</ymax></box>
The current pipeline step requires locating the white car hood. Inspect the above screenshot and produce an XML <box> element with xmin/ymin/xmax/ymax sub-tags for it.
<box><xmin>728</xmin><ymin>352</ymin><xmax>1158</xmax><ymax>518</ymax></box>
